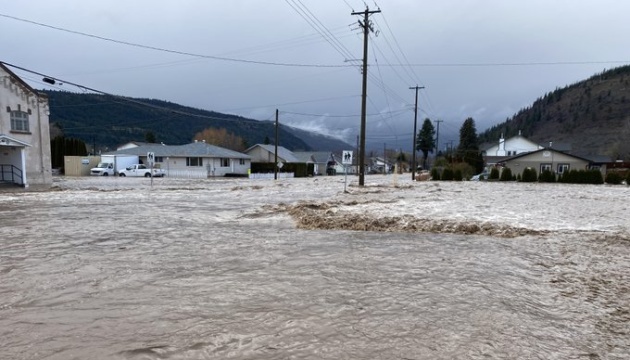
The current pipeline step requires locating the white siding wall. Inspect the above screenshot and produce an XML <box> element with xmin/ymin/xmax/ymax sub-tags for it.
<box><xmin>161</xmin><ymin>156</ymin><xmax>250</xmax><ymax>178</ymax></box>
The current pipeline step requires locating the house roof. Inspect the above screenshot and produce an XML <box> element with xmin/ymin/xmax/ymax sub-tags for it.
<box><xmin>503</xmin><ymin>148</ymin><xmax>592</xmax><ymax>163</ymax></box>
<box><xmin>104</xmin><ymin>141</ymin><xmax>250</xmax><ymax>159</ymax></box>
<box><xmin>244</xmin><ymin>144</ymin><xmax>300</xmax><ymax>162</ymax></box>
<box><xmin>0</xmin><ymin>63</ymin><xmax>47</xmax><ymax>98</ymax></box>
<box><xmin>293</xmin><ymin>151</ymin><xmax>332</xmax><ymax>163</ymax></box>
<box><xmin>292</xmin><ymin>152</ymin><xmax>316</xmax><ymax>163</ymax></box>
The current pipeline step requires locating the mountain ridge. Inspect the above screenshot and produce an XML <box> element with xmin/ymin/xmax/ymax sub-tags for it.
<box><xmin>478</xmin><ymin>65</ymin><xmax>630</xmax><ymax>160</ymax></box>
<box><xmin>44</xmin><ymin>90</ymin><xmax>352</xmax><ymax>153</ymax></box>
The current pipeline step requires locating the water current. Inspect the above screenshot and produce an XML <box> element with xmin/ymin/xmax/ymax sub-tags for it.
<box><xmin>0</xmin><ymin>177</ymin><xmax>628</xmax><ymax>359</ymax></box>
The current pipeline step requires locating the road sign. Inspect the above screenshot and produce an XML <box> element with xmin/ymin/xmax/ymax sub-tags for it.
<box><xmin>342</xmin><ymin>150</ymin><xmax>353</xmax><ymax>165</ymax></box>
<box><xmin>147</xmin><ymin>152</ymin><xmax>155</xmax><ymax>164</ymax></box>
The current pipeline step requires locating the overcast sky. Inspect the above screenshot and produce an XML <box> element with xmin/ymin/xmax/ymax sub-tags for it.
<box><xmin>2</xmin><ymin>0</ymin><xmax>630</xmax><ymax>151</ymax></box>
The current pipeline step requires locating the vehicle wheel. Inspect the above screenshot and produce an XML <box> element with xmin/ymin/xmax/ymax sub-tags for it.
<box><xmin>119</xmin><ymin>173</ymin><xmax>126</xmax><ymax>177</ymax></box>
<box><xmin>103</xmin><ymin>173</ymin><xmax>108</xmax><ymax>176</ymax></box>
<box><xmin>145</xmin><ymin>173</ymin><xmax>151</xmax><ymax>178</ymax></box>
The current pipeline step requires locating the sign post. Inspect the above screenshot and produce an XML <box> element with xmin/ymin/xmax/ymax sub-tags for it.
<box><xmin>342</xmin><ymin>150</ymin><xmax>353</xmax><ymax>192</ymax></box>
<box><xmin>147</xmin><ymin>152</ymin><xmax>155</xmax><ymax>188</ymax></box>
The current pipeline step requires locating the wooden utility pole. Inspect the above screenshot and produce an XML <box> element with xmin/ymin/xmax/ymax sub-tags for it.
<box><xmin>383</xmin><ymin>142</ymin><xmax>387</xmax><ymax>175</ymax></box>
<box><xmin>434</xmin><ymin>119</ymin><xmax>444</xmax><ymax>161</ymax></box>
<box><xmin>410</xmin><ymin>85</ymin><xmax>424</xmax><ymax>181</ymax></box>
<box><xmin>352</xmin><ymin>7</ymin><xmax>381</xmax><ymax>186</ymax></box>
<box><xmin>274</xmin><ymin>109</ymin><xmax>279</xmax><ymax>180</ymax></box>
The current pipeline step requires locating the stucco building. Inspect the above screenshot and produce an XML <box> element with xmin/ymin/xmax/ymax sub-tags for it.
<box><xmin>0</xmin><ymin>63</ymin><xmax>52</xmax><ymax>187</ymax></box>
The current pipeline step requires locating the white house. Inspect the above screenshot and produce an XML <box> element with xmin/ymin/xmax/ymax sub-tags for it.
<box><xmin>0</xmin><ymin>63</ymin><xmax>52</xmax><ymax>188</ymax></box>
<box><xmin>244</xmin><ymin>144</ymin><xmax>300</xmax><ymax>164</ymax></box>
<box><xmin>294</xmin><ymin>151</ymin><xmax>333</xmax><ymax>176</ymax></box>
<box><xmin>483</xmin><ymin>132</ymin><xmax>543</xmax><ymax>157</ymax></box>
<box><xmin>104</xmin><ymin>140</ymin><xmax>251</xmax><ymax>178</ymax></box>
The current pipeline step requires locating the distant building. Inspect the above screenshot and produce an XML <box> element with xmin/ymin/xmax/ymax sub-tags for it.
<box><xmin>244</xmin><ymin>144</ymin><xmax>299</xmax><ymax>163</ymax></box>
<box><xmin>0</xmin><ymin>63</ymin><xmax>52</xmax><ymax>187</ymax></box>
<box><xmin>104</xmin><ymin>140</ymin><xmax>251</xmax><ymax>178</ymax></box>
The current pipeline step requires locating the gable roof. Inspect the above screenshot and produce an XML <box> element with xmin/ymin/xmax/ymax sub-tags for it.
<box><xmin>293</xmin><ymin>151</ymin><xmax>332</xmax><ymax>163</ymax></box>
<box><xmin>105</xmin><ymin>142</ymin><xmax>250</xmax><ymax>159</ymax></box>
<box><xmin>503</xmin><ymin>148</ymin><xmax>592</xmax><ymax>163</ymax></box>
<box><xmin>244</xmin><ymin>144</ymin><xmax>300</xmax><ymax>162</ymax></box>
<box><xmin>0</xmin><ymin>62</ymin><xmax>46</xmax><ymax>98</ymax></box>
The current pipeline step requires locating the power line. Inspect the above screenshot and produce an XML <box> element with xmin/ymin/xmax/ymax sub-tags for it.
<box><xmin>0</xmin><ymin>60</ymin><xmax>272</xmax><ymax>123</ymax></box>
<box><xmin>283</xmin><ymin>1</ymin><xmax>357</xmax><ymax>63</ymax></box>
<box><xmin>0</xmin><ymin>13</ymin><xmax>350</xmax><ymax>69</ymax></box>
<box><xmin>4</xmin><ymin>13</ymin><xmax>626</xmax><ymax>69</ymax></box>
<box><xmin>280</xmin><ymin>108</ymin><xmax>407</xmax><ymax>118</ymax></box>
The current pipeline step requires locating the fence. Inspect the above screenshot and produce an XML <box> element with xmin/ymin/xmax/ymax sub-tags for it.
<box><xmin>249</xmin><ymin>173</ymin><xmax>295</xmax><ymax>180</ymax></box>
<box><xmin>164</xmin><ymin>169</ymin><xmax>208</xmax><ymax>179</ymax></box>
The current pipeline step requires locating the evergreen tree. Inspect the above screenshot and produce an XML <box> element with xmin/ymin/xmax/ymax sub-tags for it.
<box><xmin>416</xmin><ymin>118</ymin><xmax>436</xmax><ymax>170</ymax></box>
<box><xmin>145</xmin><ymin>131</ymin><xmax>156</xmax><ymax>143</ymax></box>
<box><xmin>457</xmin><ymin>117</ymin><xmax>483</xmax><ymax>172</ymax></box>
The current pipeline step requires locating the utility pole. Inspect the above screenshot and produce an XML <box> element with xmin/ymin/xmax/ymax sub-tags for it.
<box><xmin>410</xmin><ymin>85</ymin><xmax>425</xmax><ymax>181</ymax></box>
<box><xmin>352</xmin><ymin>6</ymin><xmax>381</xmax><ymax>186</ymax></box>
<box><xmin>383</xmin><ymin>143</ymin><xmax>386</xmax><ymax>175</ymax></box>
<box><xmin>274</xmin><ymin>109</ymin><xmax>279</xmax><ymax>180</ymax></box>
<box><xmin>434</xmin><ymin>119</ymin><xmax>443</xmax><ymax>160</ymax></box>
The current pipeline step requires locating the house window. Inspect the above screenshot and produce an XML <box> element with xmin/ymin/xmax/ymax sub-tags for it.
<box><xmin>10</xmin><ymin>111</ymin><xmax>30</xmax><ymax>132</ymax></box>
<box><xmin>557</xmin><ymin>164</ymin><xmax>570</xmax><ymax>174</ymax></box>
<box><xmin>186</xmin><ymin>157</ymin><xmax>203</xmax><ymax>167</ymax></box>
<box><xmin>540</xmin><ymin>163</ymin><xmax>552</xmax><ymax>173</ymax></box>
<box><xmin>220</xmin><ymin>158</ymin><xmax>230</xmax><ymax>167</ymax></box>
<box><xmin>239</xmin><ymin>159</ymin><xmax>246</xmax><ymax>165</ymax></box>
<box><xmin>154</xmin><ymin>156</ymin><xmax>164</xmax><ymax>163</ymax></box>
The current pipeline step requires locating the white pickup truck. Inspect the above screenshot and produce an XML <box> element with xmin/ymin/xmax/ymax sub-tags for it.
<box><xmin>118</xmin><ymin>164</ymin><xmax>165</xmax><ymax>177</ymax></box>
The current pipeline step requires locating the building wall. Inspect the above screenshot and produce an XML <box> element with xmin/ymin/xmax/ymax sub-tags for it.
<box><xmin>161</xmin><ymin>156</ymin><xmax>250</xmax><ymax>177</ymax></box>
<box><xmin>0</xmin><ymin>68</ymin><xmax>52</xmax><ymax>186</ymax></box>
<box><xmin>505</xmin><ymin>151</ymin><xmax>589</xmax><ymax>176</ymax></box>
<box><xmin>246</xmin><ymin>146</ymin><xmax>288</xmax><ymax>163</ymax></box>
<box><xmin>64</xmin><ymin>156</ymin><xmax>101</xmax><ymax>176</ymax></box>
<box><xmin>485</xmin><ymin>136</ymin><xmax>543</xmax><ymax>156</ymax></box>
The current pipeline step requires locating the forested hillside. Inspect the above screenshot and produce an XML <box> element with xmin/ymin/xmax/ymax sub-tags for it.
<box><xmin>44</xmin><ymin>90</ymin><xmax>350</xmax><ymax>152</ymax></box>
<box><xmin>479</xmin><ymin>65</ymin><xmax>630</xmax><ymax>159</ymax></box>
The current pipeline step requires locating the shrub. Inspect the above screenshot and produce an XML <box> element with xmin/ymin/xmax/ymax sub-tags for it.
<box><xmin>499</xmin><ymin>167</ymin><xmax>513</xmax><ymax>181</ymax></box>
<box><xmin>539</xmin><ymin>170</ymin><xmax>556</xmax><ymax>183</ymax></box>
<box><xmin>559</xmin><ymin>169</ymin><xmax>603</xmax><ymax>184</ymax></box>
<box><xmin>431</xmin><ymin>168</ymin><xmax>441</xmax><ymax>181</ymax></box>
<box><xmin>521</xmin><ymin>168</ymin><xmax>538</xmax><ymax>182</ymax></box>
<box><xmin>451</xmin><ymin>162</ymin><xmax>475</xmax><ymax>181</ymax></box>
<box><xmin>605</xmin><ymin>172</ymin><xmax>623</xmax><ymax>185</ymax></box>
<box><xmin>453</xmin><ymin>169</ymin><xmax>463</xmax><ymax>181</ymax></box>
<box><xmin>489</xmin><ymin>168</ymin><xmax>500</xmax><ymax>180</ymax></box>
<box><xmin>441</xmin><ymin>168</ymin><xmax>454</xmax><ymax>181</ymax></box>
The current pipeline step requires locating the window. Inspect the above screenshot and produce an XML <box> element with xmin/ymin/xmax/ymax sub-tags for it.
<box><xmin>239</xmin><ymin>159</ymin><xmax>246</xmax><ymax>165</ymax></box>
<box><xmin>186</xmin><ymin>157</ymin><xmax>203</xmax><ymax>167</ymax></box>
<box><xmin>10</xmin><ymin>111</ymin><xmax>30</xmax><ymax>132</ymax></box>
<box><xmin>540</xmin><ymin>163</ymin><xmax>552</xmax><ymax>173</ymax></box>
<box><xmin>155</xmin><ymin>156</ymin><xmax>164</xmax><ymax>163</ymax></box>
<box><xmin>557</xmin><ymin>164</ymin><xmax>570</xmax><ymax>174</ymax></box>
<box><xmin>220</xmin><ymin>158</ymin><xmax>230</xmax><ymax>167</ymax></box>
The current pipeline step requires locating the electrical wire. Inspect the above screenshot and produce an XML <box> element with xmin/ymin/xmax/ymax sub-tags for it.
<box><xmin>0</xmin><ymin>13</ymin><xmax>351</xmax><ymax>69</ymax></box>
<box><xmin>1</xmin><ymin>60</ymin><xmax>271</xmax><ymax>123</ymax></box>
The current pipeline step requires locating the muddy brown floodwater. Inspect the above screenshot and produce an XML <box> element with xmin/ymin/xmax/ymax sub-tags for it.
<box><xmin>1</xmin><ymin>176</ymin><xmax>629</xmax><ymax>359</ymax></box>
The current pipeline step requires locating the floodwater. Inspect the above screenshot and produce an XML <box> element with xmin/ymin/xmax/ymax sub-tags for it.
<box><xmin>1</xmin><ymin>176</ymin><xmax>628</xmax><ymax>359</ymax></box>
